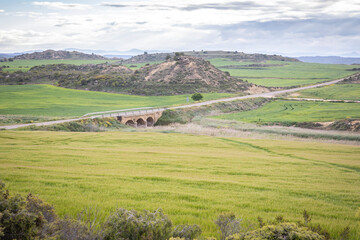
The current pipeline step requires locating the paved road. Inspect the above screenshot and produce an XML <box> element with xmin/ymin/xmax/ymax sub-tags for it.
<box><xmin>0</xmin><ymin>76</ymin><xmax>353</xmax><ymax>130</ymax></box>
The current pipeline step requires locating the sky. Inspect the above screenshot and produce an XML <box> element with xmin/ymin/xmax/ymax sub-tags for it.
<box><xmin>0</xmin><ymin>0</ymin><xmax>359</xmax><ymax>56</ymax></box>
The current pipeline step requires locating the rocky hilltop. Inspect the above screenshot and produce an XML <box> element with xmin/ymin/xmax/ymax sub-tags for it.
<box><xmin>14</xmin><ymin>49</ymin><xmax>107</xmax><ymax>60</ymax></box>
<box><xmin>124</xmin><ymin>50</ymin><xmax>299</xmax><ymax>63</ymax></box>
<box><xmin>1</xmin><ymin>56</ymin><xmax>267</xmax><ymax>95</ymax></box>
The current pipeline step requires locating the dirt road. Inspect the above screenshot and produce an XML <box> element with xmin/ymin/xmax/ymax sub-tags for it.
<box><xmin>0</xmin><ymin>77</ymin><xmax>350</xmax><ymax>130</ymax></box>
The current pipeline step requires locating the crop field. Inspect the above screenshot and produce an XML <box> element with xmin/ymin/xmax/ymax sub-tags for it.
<box><xmin>0</xmin><ymin>131</ymin><xmax>359</xmax><ymax>238</ymax></box>
<box><xmin>212</xmin><ymin>100</ymin><xmax>360</xmax><ymax>123</ymax></box>
<box><xmin>292</xmin><ymin>84</ymin><xmax>360</xmax><ymax>101</ymax></box>
<box><xmin>0</xmin><ymin>84</ymin><xmax>233</xmax><ymax>117</ymax></box>
<box><xmin>209</xmin><ymin>58</ymin><xmax>358</xmax><ymax>87</ymax></box>
<box><xmin>1</xmin><ymin>59</ymin><xmax>119</xmax><ymax>72</ymax></box>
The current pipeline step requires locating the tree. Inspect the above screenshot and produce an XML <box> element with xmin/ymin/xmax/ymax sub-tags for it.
<box><xmin>191</xmin><ymin>93</ymin><xmax>203</xmax><ymax>101</ymax></box>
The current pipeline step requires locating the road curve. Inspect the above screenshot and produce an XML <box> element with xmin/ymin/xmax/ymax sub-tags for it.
<box><xmin>0</xmin><ymin>76</ymin><xmax>352</xmax><ymax>130</ymax></box>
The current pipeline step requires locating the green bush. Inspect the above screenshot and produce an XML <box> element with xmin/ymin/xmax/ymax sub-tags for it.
<box><xmin>191</xmin><ymin>93</ymin><xmax>203</xmax><ymax>101</ymax></box>
<box><xmin>104</xmin><ymin>208</ymin><xmax>172</xmax><ymax>240</ymax></box>
<box><xmin>227</xmin><ymin>223</ymin><xmax>325</xmax><ymax>240</ymax></box>
<box><xmin>172</xmin><ymin>224</ymin><xmax>202</xmax><ymax>240</ymax></box>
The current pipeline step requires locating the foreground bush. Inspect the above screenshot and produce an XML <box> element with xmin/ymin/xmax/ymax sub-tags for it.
<box><xmin>172</xmin><ymin>224</ymin><xmax>202</xmax><ymax>240</ymax></box>
<box><xmin>226</xmin><ymin>223</ymin><xmax>325</xmax><ymax>240</ymax></box>
<box><xmin>104</xmin><ymin>208</ymin><xmax>172</xmax><ymax>240</ymax></box>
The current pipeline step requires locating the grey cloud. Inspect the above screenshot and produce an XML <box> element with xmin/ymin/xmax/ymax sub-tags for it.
<box><xmin>54</xmin><ymin>22</ymin><xmax>79</xmax><ymax>27</ymax></box>
<box><xmin>198</xmin><ymin>17</ymin><xmax>360</xmax><ymax>39</ymax></box>
<box><xmin>179</xmin><ymin>1</ymin><xmax>261</xmax><ymax>11</ymax></box>
<box><xmin>101</xmin><ymin>3</ymin><xmax>129</xmax><ymax>8</ymax></box>
<box><xmin>136</xmin><ymin>22</ymin><xmax>147</xmax><ymax>25</ymax></box>
<box><xmin>101</xmin><ymin>1</ymin><xmax>262</xmax><ymax>11</ymax></box>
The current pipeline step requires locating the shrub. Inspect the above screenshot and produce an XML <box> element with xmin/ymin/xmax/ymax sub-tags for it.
<box><xmin>0</xmin><ymin>181</ymin><xmax>41</xmax><ymax>240</ymax></box>
<box><xmin>191</xmin><ymin>93</ymin><xmax>203</xmax><ymax>101</ymax></box>
<box><xmin>104</xmin><ymin>208</ymin><xmax>172</xmax><ymax>240</ymax></box>
<box><xmin>215</xmin><ymin>213</ymin><xmax>242</xmax><ymax>240</ymax></box>
<box><xmin>172</xmin><ymin>224</ymin><xmax>202</xmax><ymax>240</ymax></box>
<box><xmin>226</xmin><ymin>223</ymin><xmax>325</xmax><ymax>240</ymax></box>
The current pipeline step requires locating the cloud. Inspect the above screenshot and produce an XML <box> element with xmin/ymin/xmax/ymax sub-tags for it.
<box><xmin>179</xmin><ymin>1</ymin><xmax>261</xmax><ymax>11</ymax></box>
<box><xmin>32</xmin><ymin>1</ymin><xmax>90</xmax><ymax>10</ymax></box>
<box><xmin>0</xmin><ymin>9</ymin><xmax>4</xmax><ymax>13</ymax></box>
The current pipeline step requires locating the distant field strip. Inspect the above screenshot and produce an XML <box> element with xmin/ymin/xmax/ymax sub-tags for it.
<box><xmin>210</xmin><ymin>58</ymin><xmax>358</xmax><ymax>87</ymax></box>
<box><xmin>0</xmin><ymin>84</ymin><xmax>233</xmax><ymax>117</ymax></box>
<box><xmin>1</xmin><ymin>59</ymin><xmax>119</xmax><ymax>72</ymax></box>
<box><xmin>0</xmin><ymin>131</ymin><xmax>359</xmax><ymax>238</ymax></box>
<box><xmin>212</xmin><ymin>100</ymin><xmax>360</xmax><ymax>123</ymax></box>
<box><xmin>292</xmin><ymin>84</ymin><xmax>360</xmax><ymax>101</ymax></box>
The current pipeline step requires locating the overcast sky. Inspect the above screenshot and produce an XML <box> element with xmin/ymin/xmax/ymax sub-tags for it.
<box><xmin>0</xmin><ymin>0</ymin><xmax>359</xmax><ymax>56</ymax></box>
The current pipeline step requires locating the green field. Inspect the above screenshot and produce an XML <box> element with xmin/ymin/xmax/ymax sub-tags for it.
<box><xmin>293</xmin><ymin>84</ymin><xmax>360</xmax><ymax>101</ymax></box>
<box><xmin>212</xmin><ymin>100</ymin><xmax>360</xmax><ymax>123</ymax></box>
<box><xmin>0</xmin><ymin>131</ymin><xmax>359</xmax><ymax>238</ymax></box>
<box><xmin>0</xmin><ymin>84</ymin><xmax>233</xmax><ymax>117</ymax></box>
<box><xmin>1</xmin><ymin>59</ymin><xmax>119</xmax><ymax>72</ymax></box>
<box><xmin>209</xmin><ymin>58</ymin><xmax>359</xmax><ymax>87</ymax></box>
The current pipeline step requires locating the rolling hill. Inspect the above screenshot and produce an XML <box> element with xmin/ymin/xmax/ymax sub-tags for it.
<box><xmin>13</xmin><ymin>49</ymin><xmax>107</xmax><ymax>60</ymax></box>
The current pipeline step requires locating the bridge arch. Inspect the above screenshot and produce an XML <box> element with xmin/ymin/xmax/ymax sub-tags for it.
<box><xmin>136</xmin><ymin>118</ymin><xmax>146</xmax><ymax>127</ymax></box>
<box><xmin>125</xmin><ymin>120</ymin><xmax>135</xmax><ymax>127</ymax></box>
<box><xmin>146</xmin><ymin>117</ymin><xmax>154</xmax><ymax>127</ymax></box>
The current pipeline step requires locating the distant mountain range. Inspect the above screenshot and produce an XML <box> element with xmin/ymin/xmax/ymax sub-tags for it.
<box><xmin>296</xmin><ymin>56</ymin><xmax>360</xmax><ymax>65</ymax></box>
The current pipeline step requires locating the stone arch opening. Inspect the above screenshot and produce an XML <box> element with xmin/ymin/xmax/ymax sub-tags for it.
<box><xmin>146</xmin><ymin>117</ymin><xmax>154</xmax><ymax>127</ymax></box>
<box><xmin>125</xmin><ymin>120</ymin><xmax>135</xmax><ymax>127</ymax></box>
<box><xmin>136</xmin><ymin>118</ymin><xmax>146</xmax><ymax>127</ymax></box>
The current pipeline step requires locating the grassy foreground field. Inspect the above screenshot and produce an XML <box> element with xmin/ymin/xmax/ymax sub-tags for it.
<box><xmin>0</xmin><ymin>84</ymin><xmax>233</xmax><ymax>117</ymax></box>
<box><xmin>212</xmin><ymin>100</ymin><xmax>360</xmax><ymax>123</ymax></box>
<box><xmin>210</xmin><ymin>58</ymin><xmax>358</xmax><ymax>87</ymax></box>
<box><xmin>1</xmin><ymin>59</ymin><xmax>119</xmax><ymax>72</ymax></box>
<box><xmin>0</xmin><ymin>131</ymin><xmax>359</xmax><ymax>238</ymax></box>
<box><xmin>292</xmin><ymin>84</ymin><xmax>360</xmax><ymax>101</ymax></box>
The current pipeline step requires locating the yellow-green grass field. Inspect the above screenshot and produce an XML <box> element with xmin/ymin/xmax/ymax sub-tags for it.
<box><xmin>0</xmin><ymin>131</ymin><xmax>359</xmax><ymax>238</ymax></box>
<box><xmin>209</xmin><ymin>58</ymin><xmax>359</xmax><ymax>87</ymax></box>
<box><xmin>212</xmin><ymin>100</ymin><xmax>360</xmax><ymax>124</ymax></box>
<box><xmin>0</xmin><ymin>84</ymin><xmax>233</xmax><ymax>117</ymax></box>
<box><xmin>1</xmin><ymin>59</ymin><xmax>120</xmax><ymax>72</ymax></box>
<box><xmin>292</xmin><ymin>84</ymin><xmax>360</xmax><ymax>101</ymax></box>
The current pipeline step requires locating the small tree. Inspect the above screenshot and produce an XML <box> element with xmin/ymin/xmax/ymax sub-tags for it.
<box><xmin>191</xmin><ymin>93</ymin><xmax>203</xmax><ymax>101</ymax></box>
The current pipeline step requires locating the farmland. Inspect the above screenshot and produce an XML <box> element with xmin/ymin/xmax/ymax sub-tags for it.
<box><xmin>209</xmin><ymin>58</ymin><xmax>358</xmax><ymax>87</ymax></box>
<box><xmin>291</xmin><ymin>84</ymin><xmax>360</xmax><ymax>101</ymax></box>
<box><xmin>1</xmin><ymin>59</ymin><xmax>119</xmax><ymax>72</ymax></box>
<box><xmin>211</xmin><ymin>100</ymin><xmax>360</xmax><ymax>123</ymax></box>
<box><xmin>0</xmin><ymin>131</ymin><xmax>359</xmax><ymax>238</ymax></box>
<box><xmin>0</xmin><ymin>84</ymin><xmax>233</xmax><ymax>117</ymax></box>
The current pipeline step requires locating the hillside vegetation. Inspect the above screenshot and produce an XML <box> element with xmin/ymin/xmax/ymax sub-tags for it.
<box><xmin>123</xmin><ymin>50</ymin><xmax>299</xmax><ymax>63</ymax></box>
<box><xmin>13</xmin><ymin>49</ymin><xmax>107</xmax><ymax>60</ymax></box>
<box><xmin>1</xmin><ymin>131</ymin><xmax>359</xmax><ymax>238</ymax></box>
<box><xmin>0</xmin><ymin>56</ymin><xmax>261</xmax><ymax>95</ymax></box>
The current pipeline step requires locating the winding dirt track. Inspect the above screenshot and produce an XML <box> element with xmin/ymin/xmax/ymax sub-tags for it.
<box><xmin>0</xmin><ymin>77</ymin><xmax>349</xmax><ymax>130</ymax></box>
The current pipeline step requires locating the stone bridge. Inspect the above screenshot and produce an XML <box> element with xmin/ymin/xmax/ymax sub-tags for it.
<box><xmin>115</xmin><ymin>108</ymin><xmax>164</xmax><ymax>127</ymax></box>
